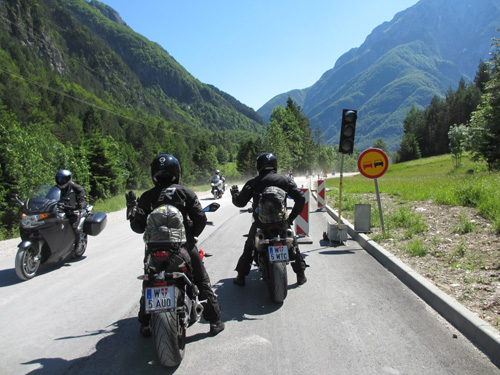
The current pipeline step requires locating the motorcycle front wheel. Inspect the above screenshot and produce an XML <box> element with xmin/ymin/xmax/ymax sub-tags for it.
<box><xmin>152</xmin><ymin>288</ymin><xmax>186</xmax><ymax>367</ymax></box>
<box><xmin>72</xmin><ymin>233</ymin><xmax>88</xmax><ymax>259</ymax></box>
<box><xmin>15</xmin><ymin>246</ymin><xmax>41</xmax><ymax>280</ymax></box>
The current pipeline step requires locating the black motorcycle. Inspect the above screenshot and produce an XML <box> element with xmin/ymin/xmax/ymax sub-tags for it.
<box><xmin>11</xmin><ymin>185</ymin><xmax>107</xmax><ymax>280</ymax></box>
<box><xmin>254</xmin><ymin>222</ymin><xmax>297</xmax><ymax>303</ymax></box>
<box><xmin>138</xmin><ymin>202</ymin><xmax>220</xmax><ymax>367</ymax></box>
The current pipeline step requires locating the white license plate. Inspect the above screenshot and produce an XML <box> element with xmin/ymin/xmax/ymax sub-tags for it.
<box><xmin>268</xmin><ymin>245</ymin><xmax>289</xmax><ymax>263</ymax></box>
<box><xmin>145</xmin><ymin>286</ymin><xmax>175</xmax><ymax>313</ymax></box>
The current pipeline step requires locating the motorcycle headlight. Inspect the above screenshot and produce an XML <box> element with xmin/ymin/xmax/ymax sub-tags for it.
<box><xmin>21</xmin><ymin>213</ymin><xmax>48</xmax><ymax>228</ymax></box>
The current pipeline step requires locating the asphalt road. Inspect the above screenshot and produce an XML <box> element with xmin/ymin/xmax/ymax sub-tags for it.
<box><xmin>0</xmin><ymin>178</ymin><xmax>499</xmax><ymax>374</ymax></box>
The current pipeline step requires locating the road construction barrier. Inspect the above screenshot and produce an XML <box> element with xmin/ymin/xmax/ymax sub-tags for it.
<box><xmin>294</xmin><ymin>188</ymin><xmax>310</xmax><ymax>238</ymax></box>
<box><xmin>317</xmin><ymin>179</ymin><xmax>326</xmax><ymax>210</ymax></box>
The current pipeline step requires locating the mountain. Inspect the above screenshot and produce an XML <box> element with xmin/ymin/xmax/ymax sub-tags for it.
<box><xmin>257</xmin><ymin>0</ymin><xmax>500</xmax><ymax>151</ymax></box>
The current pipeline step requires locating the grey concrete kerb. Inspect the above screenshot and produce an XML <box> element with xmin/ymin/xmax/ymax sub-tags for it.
<box><xmin>313</xmin><ymin>193</ymin><xmax>500</xmax><ymax>366</ymax></box>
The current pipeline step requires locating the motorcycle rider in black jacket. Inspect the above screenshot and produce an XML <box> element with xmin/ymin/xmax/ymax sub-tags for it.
<box><xmin>230</xmin><ymin>153</ymin><xmax>308</xmax><ymax>286</ymax></box>
<box><xmin>55</xmin><ymin>169</ymin><xmax>87</xmax><ymax>253</ymax></box>
<box><xmin>126</xmin><ymin>154</ymin><xmax>224</xmax><ymax>337</ymax></box>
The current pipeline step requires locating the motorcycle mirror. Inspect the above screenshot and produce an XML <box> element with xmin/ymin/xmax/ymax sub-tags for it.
<box><xmin>10</xmin><ymin>193</ymin><xmax>23</xmax><ymax>205</ymax></box>
<box><xmin>204</xmin><ymin>202</ymin><xmax>220</xmax><ymax>212</ymax></box>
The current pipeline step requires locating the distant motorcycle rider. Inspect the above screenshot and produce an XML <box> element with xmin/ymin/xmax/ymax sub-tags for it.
<box><xmin>55</xmin><ymin>169</ymin><xmax>87</xmax><ymax>253</ymax></box>
<box><xmin>126</xmin><ymin>154</ymin><xmax>224</xmax><ymax>337</ymax></box>
<box><xmin>230</xmin><ymin>153</ymin><xmax>308</xmax><ymax>286</ymax></box>
<box><xmin>211</xmin><ymin>169</ymin><xmax>226</xmax><ymax>192</ymax></box>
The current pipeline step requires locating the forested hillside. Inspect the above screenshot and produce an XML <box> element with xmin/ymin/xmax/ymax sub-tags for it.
<box><xmin>0</xmin><ymin>0</ymin><xmax>268</xmax><ymax>237</ymax></box>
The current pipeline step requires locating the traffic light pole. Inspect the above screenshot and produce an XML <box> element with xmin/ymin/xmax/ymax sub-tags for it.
<box><xmin>338</xmin><ymin>153</ymin><xmax>345</xmax><ymax>230</ymax></box>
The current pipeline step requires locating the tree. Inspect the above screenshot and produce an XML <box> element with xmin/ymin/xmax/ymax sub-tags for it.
<box><xmin>216</xmin><ymin>145</ymin><xmax>229</xmax><ymax>165</ymax></box>
<box><xmin>318</xmin><ymin>145</ymin><xmax>338</xmax><ymax>172</ymax></box>
<box><xmin>266</xmin><ymin>110</ymin><xmax>293</xmax><ymax>172</ymax></box>
<box><xmin>448</xmin><ymin>124</ymin><xmax>469</xmax><ymax>168</ymax></box>
<box><xmin>192</xmin><ymin>136</ymin><xmax>218</xmax><ymax>183</ymax></box>
<box><xmin>397</xmin><ymin>133</ymin><xmax>421</xmax><ymax>163</ymax></box>
<box><xmin>469</xmin><ymin>34</ymin><xmax>500</xmax><ymax>170</ymax></box>
<box><xmin>372</xmin><ymin>138</ymin><xmax>389</xmax><ymax>154</ymax></box>
<box><xmin>267</xmin><ymin>97</ymin><xmax>316</xmax><ymax>173</ymax></box>
<box><xmin>236</xmin><ymin>138</ymin><xmax>262</xmax><ymax>176</ymax></box>
<box><xmin>474</xmin><ymin>59</ymin><xmax>490</xmax><ymax>93</ymax></box>
<box><xmin>85</xmin><ymin>133</ymin><xmax>124</xmax><ymax>200</ymax></box>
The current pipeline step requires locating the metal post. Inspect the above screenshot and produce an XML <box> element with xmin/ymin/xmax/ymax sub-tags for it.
<box><xmin>338</xmin><ymin>153</ymin><xmax>345</xmax><ymax>230</ymax></box>
<box><xmin>374</xmin><ymin>178</ymin><xmax>385</xmax><ymax>234</ymax></box>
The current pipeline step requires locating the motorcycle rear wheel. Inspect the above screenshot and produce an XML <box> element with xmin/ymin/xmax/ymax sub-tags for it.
<box><xmin>267</xmin><ymin>262</ymin><xmax>288</xmax><ymax>303</ymax></box>
<box><xmin>15</xmin><ymin>246</ymin><xmax>41</xmax><ymax>280</ymax></box>
<box><xmin>152</xmin><ymin>288</ymin><xmax>186</xmax><ymax>367</ymax></box>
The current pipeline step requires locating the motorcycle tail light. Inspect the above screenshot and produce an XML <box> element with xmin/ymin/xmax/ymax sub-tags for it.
<box><xmin>153</xmin><ymin>281</ymin><xmax>167</xmax><ymax>287</ymax></box>
<box><xmin>153</xmin><ymin>251</ymin><xmax>170</xmax><ymax>262</ymax></box>
<box><xmin>199</xmin><ymin>249</ymin><xmax>204</xmax><ymax>260</ymax></box>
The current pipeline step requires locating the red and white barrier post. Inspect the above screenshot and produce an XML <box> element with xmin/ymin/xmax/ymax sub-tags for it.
<box><xmin>294</xmin><ymin>188</ymin><xmax>312</xmax><ymax>243</ymax></box>
<box><xmin>317</xmin><ymin>179</ymin><xmax>326</xmax><ymax>210</ymax></box>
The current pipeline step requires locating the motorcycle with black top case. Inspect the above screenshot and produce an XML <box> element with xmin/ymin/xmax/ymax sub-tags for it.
<box><xmin>11</xmin><ymin>185</ymin><xmax>107</xmax><ymax>281</ymax></box>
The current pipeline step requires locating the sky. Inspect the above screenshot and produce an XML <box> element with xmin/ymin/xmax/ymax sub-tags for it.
<box><xmin>98</xmin><ymin>0</ymin><xmax>420</xmax><ymax>110</ymax></box>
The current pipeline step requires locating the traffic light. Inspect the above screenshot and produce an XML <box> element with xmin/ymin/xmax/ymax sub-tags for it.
<box><xmin>339</xmin><ymin>109</ymin><xmax>357</xmax><ymax>154</ymax></box>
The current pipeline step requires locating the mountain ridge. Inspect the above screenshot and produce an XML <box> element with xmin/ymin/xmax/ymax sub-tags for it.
<box><xmin>258</xmin><ymin>0</ymin><xmax>500</xmax><ymax>151</ymax></box>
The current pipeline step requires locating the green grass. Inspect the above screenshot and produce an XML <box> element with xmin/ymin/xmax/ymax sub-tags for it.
<box><xmin>452</xmin><ymin>213</ymin><xmax>476</xmax><ymax>234</ymax></box>
<box><xmin>92</xmin><ymin>190</ymin><xmax>146</xmax><ymax>213</ymax></box>
<box><xmin>387</xmin><ymin>206</ymin><xmax>427</xmax><ymax>239</ymax></box>
<box><xmin>403</xmin><ymin>239</ymin><xmax>429</xmax><ymax>257</ymax></box>
<box><xmin>326</xmin><ymin>154</ymin><xmax>500</xmax><ymax>233</ymax></box>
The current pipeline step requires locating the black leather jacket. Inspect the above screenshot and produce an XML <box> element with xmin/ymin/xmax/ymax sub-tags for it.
<box><xmin>130</xmin><ymin>183</ymin><xmax>207</xmax><ymax>243</ymax></box>
<box><xmin>232</xmin><ymin>170</ymin><xmax>305</xmax><ymax>223</ymax></box>
<box><xmin>60</xmin><ymin>183</ymin><xmax>87</xmax><ymax>211</ymax></box>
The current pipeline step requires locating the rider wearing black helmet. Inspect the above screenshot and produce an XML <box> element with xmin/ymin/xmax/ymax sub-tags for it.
<box><xmin>126</xmin><ymin>154</ymin><xmax>224</xmax><ymax>337</ymax></box>
<box><xmin>55</xmin><ymin>169</ymin><xmax>88</xmax><ymax>253</ymax></box>
<box><xmin>230</xmin><ymin>153</ymin><xmax>308</xmax><ymax>286</ymax></box>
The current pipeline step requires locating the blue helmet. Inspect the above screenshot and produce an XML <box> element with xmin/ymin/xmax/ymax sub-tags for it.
<box><xmin>55</xmin><ymin>170</ymin><xmax>72</xmax><ymax>189</ymax></box>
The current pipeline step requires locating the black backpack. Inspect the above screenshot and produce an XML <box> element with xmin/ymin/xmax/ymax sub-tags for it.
<box><xmin>258</xmin><ymin>186</ymin><xmax>288</xmax><ymax>224</ymax></box>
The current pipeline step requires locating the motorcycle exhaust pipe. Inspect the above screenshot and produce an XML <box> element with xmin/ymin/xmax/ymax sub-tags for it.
<box><xmin>191</xmin><ymin>301</ymin><xmax>204</xmax><ymax>322</ymax></box>
<box><xmin>255</xmin><ymin>231</ymin><xmax>267</xmax><ymax>246</ymax></box>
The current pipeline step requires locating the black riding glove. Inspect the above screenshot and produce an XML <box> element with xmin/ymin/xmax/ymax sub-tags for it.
<box><xmin>125</xmin><ymin>190</ymin><xmax>137</xmax><ymax>220</ymax></box>
<box><xmin>230</xmin><ymin>185</ymin><xmax>239</xmax><ymax>196</ymax></box>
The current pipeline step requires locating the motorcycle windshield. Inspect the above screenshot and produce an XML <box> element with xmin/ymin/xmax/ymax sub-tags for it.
<box><xmin>30</xmin><ymin>185</ymin><xmax>61</xmax><ymax>201</ymax></box>
<box><xmin>212</xmin><ymin>176</ymin><xmax>221</xmax><ymax>183</ymax></box>
<box><xmin>25</xmin><ymin>185</ymin><xmax>61</xmax><ymax>213</ymax></box>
